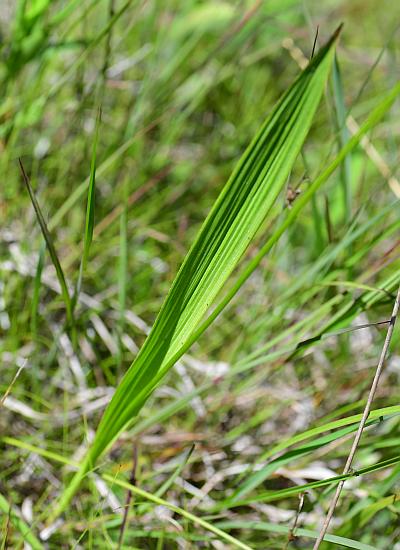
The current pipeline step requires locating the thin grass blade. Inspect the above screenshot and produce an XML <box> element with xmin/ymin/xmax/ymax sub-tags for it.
<box><xmin>19</xmin><ymin>159</ymin><xmax>74</xmax><ymax>332</ymax></box>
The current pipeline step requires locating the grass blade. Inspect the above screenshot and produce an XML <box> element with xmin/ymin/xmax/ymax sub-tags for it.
<box><xmin>102</xmin><ymin>475</ymin><xmax>253</xmax><ymax>550</ymax></box>
<box><xmin>19</xmin><ymin>159</ymin><xmax>74</xmax><ymax>333</ymax></box>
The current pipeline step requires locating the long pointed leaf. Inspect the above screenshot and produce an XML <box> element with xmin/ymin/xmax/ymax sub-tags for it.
<box><xmin>52</xmin><ymin>28</ymin><xmax>340</xmax><ymax>519</ymax></box>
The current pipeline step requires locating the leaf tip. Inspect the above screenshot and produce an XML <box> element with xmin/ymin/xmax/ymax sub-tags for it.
<box><xmin>332</xmin><ymin>23</ymin><xmax>344</xmax><ymax>42</ymax></box>
<box><xmin>18</xmin><ymin>157</ymin><xmax>30</xmax><ymax>190</ymax></box>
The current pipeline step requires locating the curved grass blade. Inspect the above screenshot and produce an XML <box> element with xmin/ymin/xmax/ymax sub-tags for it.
<box><xmin>357</xmin><ymin>493</ymin><xmax>400</xmax><ymax>528</ymax></box>
<box><xmin>51</xmin><ymin>27</ymin><xmax>340</xmax><ymax>519</ymax></box>
<box><xmin>19</xmin><ymin>159</ymin><xmax>74</xmax><ymax>334</ymax></box>
<box><xmin>4</xmin><ymin>435</ymin><xmax>395</xmax><ymax>549</ymax></box>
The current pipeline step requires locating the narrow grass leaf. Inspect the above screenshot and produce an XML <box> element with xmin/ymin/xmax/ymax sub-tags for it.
<box><xmin>101</xmin><ymin>475</ymin><xmax>253</xmax><ymax>550</ymax></box>
<box><xmin>358</xmin><ymin>493</ymin><xmax>400</xmax><ymax>527</ymax></box>
<box><xmin>223</xmin><ymin>422</ymin><xmax>377</xmax><ymax>508</ymax></box>
<box><xmin>19</xmin><ymin>159</ymin><xmax>74</xmax><ymax>332</ymax></box>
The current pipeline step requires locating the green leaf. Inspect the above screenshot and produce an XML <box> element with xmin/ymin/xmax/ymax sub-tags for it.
<box><xmin>51</xmin><ymin>27</ymin><xmax>340</xmax><ymax>519</ymax></box>
<box><xmin>19</xmin><ymin>159</ymin><xmax>74</xmax><ymax>333</ymax></box>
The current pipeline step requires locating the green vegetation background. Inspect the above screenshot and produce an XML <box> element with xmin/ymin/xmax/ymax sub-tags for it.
<box><xmin>1</xmin><ymin>1</ymin><xmax>400</xmax><ymax>548</ymax></box>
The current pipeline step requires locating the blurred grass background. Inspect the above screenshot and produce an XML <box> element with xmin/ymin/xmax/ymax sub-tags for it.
<box><xmin>1</xmin><ymin>1</ymin><xmax>400</xmax><ymax>548</ymax></box>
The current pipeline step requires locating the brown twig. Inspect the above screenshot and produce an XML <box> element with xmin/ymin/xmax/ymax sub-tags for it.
<box><xmin>0</xmin><ymin>361</ymin><xmax>26</xmax><ymax>407</ymax></box>
<box><xmin>284</xmin><ymin>492</ymin><xmax>306</xmax><ymax>549</ymax></box>
<box><xmin>101</xmin><ymin>0</ymin><xmax>116</xmax><ymax>82</ymax></box>
<box><xmin>313</xmin><ymin>286</ymin><xmax>400</xmax><ymax>548</ymax></box>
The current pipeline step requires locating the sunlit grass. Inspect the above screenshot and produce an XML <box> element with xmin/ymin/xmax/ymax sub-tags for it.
<box><xmin>1</xmin><ymin>2</ymin><xmax>400</xmax><ymax>549</ymax></box>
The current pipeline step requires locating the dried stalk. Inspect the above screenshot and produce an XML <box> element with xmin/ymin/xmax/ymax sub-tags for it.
<box><xmin>313</xmin><ymin>286</ymin><xmax>400</xmax><ymax>549</ymax></box>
